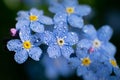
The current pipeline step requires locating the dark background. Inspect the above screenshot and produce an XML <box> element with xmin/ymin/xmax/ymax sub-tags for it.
<box><xmin>0</xmin><ymin>0</ymin><xmax>120</xmax><ymax>80</ymax></box>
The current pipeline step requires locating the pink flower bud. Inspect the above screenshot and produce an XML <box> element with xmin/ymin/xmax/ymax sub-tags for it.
<box><xmin>10</xmin><ymin>28</ymin><xmax>17</xmax><ymax>36</ymax></box>
<box><xmin>88</xmin><ymin>47</ymin><xmax>94</xmax><ymax>53</ymax></box>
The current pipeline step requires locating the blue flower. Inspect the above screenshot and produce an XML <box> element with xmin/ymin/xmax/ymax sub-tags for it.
<box><xmin>104</xmin><ymin>58</ymin><xmax>120</xmax><ymax>78</ymax></box>
<box><xmin>49</xmin><ymin>0</ymin><xmax>91</xmax><ymax>28</ymax></box>
<box><xmin>7</xmin><ymin>26</ymin><xmax>42</xmax><ymax>64</ymax></box>
<box><xmin>16</xmin><ymin>8</ymin><xmax>53</xmax><ymax>33</ymax></box>
<box><xmin>69</xmin><ymin>54</ymin><xmax>113</xmax><ymax>79</ymax></box>
<box><xmin>76</xmin><ymin>25</ymin><xmax>116</xmax><ymax>62</ymax></box>
<box><xmin>69</xmin><ymin>55</ymin><xmax>93</xmax><ymax>77</ymax></box>
<box><xmin>43</xmin><ymin>22</ymin><xmax>78</xmax><ymax>59</ymax></box>
<box><xmin>42</xmin><ymin>55</ymin><xmax>74</xmax><ymax>79</ymax></box>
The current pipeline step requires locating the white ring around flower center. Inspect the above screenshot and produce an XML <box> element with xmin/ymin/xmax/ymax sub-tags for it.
<box><xmin>93</xmin><ymin>39</ymin><xmax>101</xmax><ymax>48</ymax></box>
<box><xmin>57</xmin><ymin>38</ymin><xmax>64</xmax><ymax>46</ymax></box>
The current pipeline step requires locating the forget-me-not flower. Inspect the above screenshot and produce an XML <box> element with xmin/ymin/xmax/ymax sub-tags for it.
<box><xmin>16</xmin><ymin>8</ymin><xmax>53</xmax><ymax>33</ymax></box>
<box><xmin>104</xmin><ymin>58</ymin><xmax>120</xmax><ymax>78</ymax></box>
<box><xmin>42</xmin><ymin>22</ymin><xmax>78</xmax><ymax>59</ymax></box>
<box><xmin>69</xmin><ymin>53</ymin><xmax>113</xmax><ymax>79</ymax></box>
<box><xmin>76</xmin><ymin>25</ymin><xmax>116</xmax><ymax>62</ymax></box>
<box><xmin>7</xmin><ymin>26</ymin><xmax>42</xmax><ymax>64</ymax></box>
<box><xmin>69</xmin><ymin>54</ymin><xmax>93</xmax><ymax>77</ymax></box>
<box><xmin>49</xmin><ymin>0</ymin><xmax>91</xmax><ymax>28</ymax></box>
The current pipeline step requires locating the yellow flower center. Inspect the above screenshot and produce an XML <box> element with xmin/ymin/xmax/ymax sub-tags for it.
<box><xmin>110</xmin><ymin>60</ymin><xmax>117</xmax><ymax>67</ymax></box>
<box><xmin>81</xmin><ymin>57</ymin><xmax>91</xmax><ymax>66</ymax></box>
<box><xmin>66</xmin><ymin>7</ymin><xmax>74</xmax><ymax>14</ymax></box>
<box><xmin>93</xmin><ymin>39</ymin><xmax>101</xmax><ymax>48</ymax></box>
<box><xmin>23</xmin><ymin>41</ymin><xmax>32</xmax><ymax>49</ymax></box>
<box><xmin>29</xmin><ymin>15</ymin><xmax>38</xmax><ymax>21</ymax></box>
<box><xmin>57</xmin><ymin>38</ymin><xmax>64</xmax><ymax>46</ymax></box>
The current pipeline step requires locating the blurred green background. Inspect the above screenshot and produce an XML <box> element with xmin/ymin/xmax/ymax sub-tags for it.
<box><xmin>0</xmin><ymin>0</ymin><xmax>120</xmax><ymax>80</ymax></box>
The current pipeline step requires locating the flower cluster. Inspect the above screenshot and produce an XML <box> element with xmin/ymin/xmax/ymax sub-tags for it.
<box><xmin>7</xmin><ymin>0</ymin><xmax>120</xmax><ymax>80</ymax></box>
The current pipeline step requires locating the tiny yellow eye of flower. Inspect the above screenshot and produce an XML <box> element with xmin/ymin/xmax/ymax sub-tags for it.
<box><xmin>66</xmin><ymin>7</ymin><xmax>74</xmax><ymax>14</ymax></box>
<box><xmin>110</xmin><ymin>60</ymin><xmax>117</xmax><ymax>67</ymax></box>
<box><xmin>29</xmin><ymin>15</ymin><xmax>38</xmax><ymax>21</ymax></box>
<box><xmin>57</xmin><ymin>38</ymin><xmax>64</xmax><ymax>46</ymax></box>
<box><xmin>23</xmin><ymin>41</ymin><xmax>31</xmax><ymax>49</ymax></box>
<box><xmin>81</xmin><ymin>57</ymin><xmax>91</xmax><ymax>66</ymax></box>
<box><xmin>93</xmin><ymin>39</ymin><xmax>101</xmax><ymax>48</ymax></box>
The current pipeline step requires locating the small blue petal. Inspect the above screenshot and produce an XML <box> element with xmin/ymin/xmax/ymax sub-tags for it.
<box><xmin>19</xmin><ymin>26</ymin><xmax>31</xmax><ymax>42</ymax></box>
<box><xmin>53</xmin><ymin>22</ymin><xmax>68</xmax><ymax>37</ymax></box>
<box><xmin>77</xmin><ymin>39</ymin><xmax>92</xmax><ymax>49</ymax></box>
<box><xmin>30</xmin><ymin>22</ymin><xmax>44</xmax><ymax>33</ymax></box>
<box><xmin>7</xmin><ymin>39</ymin><xmax>22</xmax><ymax>52</ymax></box>
<box><xmin>53</xmin><ymin>12</ymin><xmax>67</xmax><ymax>23</ymax></box>
<box><xmin>31</xmin><ymin>33</ymin><xmax>42</xmax><ymax>46</ymax></box>
<box><xmin>15</xmin><ymin>20</ymin><xmax>29</xmax><ymax>30</ymax></box>
<box><xmin>29</xmin><ymin>8</ymin><xmax>43</xmax><ymax>16</ymax></box>
<box><xmin>95</xmin><ymin>63</ymin><xmax>112</xmax><ymax>77</ymax></box>
<box><xmin>49</xmin><ymin>3</ymin><xmax>64</xmax><ymax>13</ymax></box>
<box><xmin>68</xmin><ymin>58</ymin><xmax>80</xmax><ymax>68</ymax></box>
<box><xmin>76</xmin><ymin>39</ymin><xmax>92</xmax><ymax>57</ymax></box>
<box><xmin>68</xmin><ymin>14</ymin><xmax>84</xmax><ymax>28</ymax></box>
<box><xmin>17</xmin><ymin>10</ymin><xmax>28</xmax><ymax>17</ymax></box>
<box><xmin>77</xmin><ymin>66</ymin><xmax>88</xmax><ymax>76</ymax></box>
<box><xmin>75</xmin><ymin>5</ymin><xmax>91</xmax><ymax>16</ymax></box>
<box><xmin>83</xmin><ymin>72</ymin><xmax>97</xmax><ymax>80</ymax></box>
<box><xmin>97</xmin><ymin>25</ymin><xmax>113</xmax><ymax>41</ymax></box>
<box><xmin>82</xmin><ymin>24</ymin><xmax>97</xmax><ymax>39</ymax></box>
<box><xmin>29</xmin><ymin>47</ymin><xmax>42</xmax><ymax>61</ymax></box>
<box><xmin>65</xmin><ymin>32</ymin><xmax>78</xmax><ymax>45</ymax></box>
<box><xmin>62</xmin><ymin>0</ymin><xmax>78</xmax><ymax>6</ymax></box>
<box><xmin>101</xmin><ymin>42</ymin><xmax>116</xmax><ymax>57</ymax></box>
<box><xmin>14</xmin><ymin>50</ymin><xmax>28</xmax><ymax>64</ymax></box>
<box><xmin>39</xmin><ymin>15</ymin><xmax>53</xmax><ymax>25</ymax></box>
<box><xmin>16</xmin><ymin>11</ymin><xmax>29</xmax><ymax>21</ymax></box>
<box><xmin>43</xmin><ymin>31</ymin><xmax>55</xmax><ymax>45</ymax></box>
<box><xmin>114</xmin><ymin>67</ymin><xmax>120</xmax><ymax>77</ymax></box>
<box><xmin>47</xmin><ymin>44</ymin><xmax>61</xmax><ymax>58</ymax></box>
<box><xmin>61</xmin><ymin>46</ymin><xmax>74</xmax><ymax>59</ymax></box>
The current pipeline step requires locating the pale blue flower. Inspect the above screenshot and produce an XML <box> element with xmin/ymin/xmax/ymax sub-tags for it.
<box><xmin>49</xmin><ymin>0</ymin><xmax>91</xmax><ymax>28</ymax></box>
<box><xmin>7</xmin><ymin>26</ymin><xmax>42</xmax><ymax>64</ymax></box>
<box><xmin>76</xmin><ymin>25</ymin><xmax>116</xmax><ymax>62</ymax></box>
<box><xmin>104</xmin><ymin>58</ymin><xmax>120</xmax><ymax>78</ymax></box>
<box><xmin>43</xmin><ymin>22</ymin><xmax>78</xmax><ymax>59</ymax></box>
<box><xmin>16</xmin><ymin>8</ymin><xmax>53</xmax><ymax>33</ymax></box>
